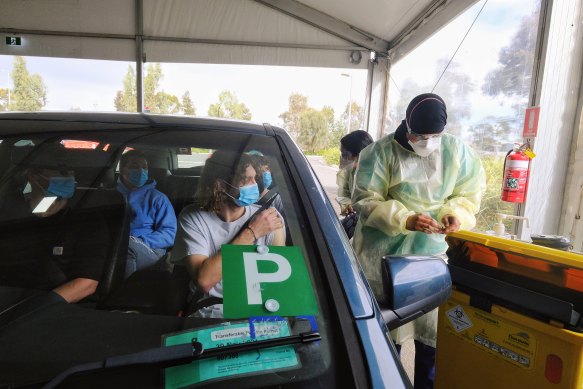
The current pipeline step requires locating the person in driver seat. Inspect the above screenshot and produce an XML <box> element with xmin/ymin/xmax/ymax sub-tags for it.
<box><xmin>0</xmin><ymin>143</ymin><xmax>108</xmax><ymax>303</ymax></box>
<box><xmin>171</xmin><ymin>150</ymin><xmax>285</xmax><ymax>318</ymax></box>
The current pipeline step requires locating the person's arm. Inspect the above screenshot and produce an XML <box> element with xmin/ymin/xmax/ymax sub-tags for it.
<box><xmin>336</xmin><ymin>167</ymin><xmax>353</xmax><ymax>214</ymax></box>
<box><xmin>437</xmin><ymin>141</ymin><xmax>486</xmax><ymax>232</ymax></box>
<box><xmin>271</xmin><ymin>225</ymin><xmax>285</xmax><ymax>246</ymax></box>
<box><xmin>53</xmin><ymin>278</ymin><xmax>98</xmax><ymax>303</ymax></box>
<box><xmin>138</xmin><ymin>195</ymin><xmax>177</xmax><ymax>249</ymax></box>
<box><xmin>352</xmin><ymin>140</ymin><xmax>416</xmax><ymax>236</ymax></box>
<box><xmin>185</xmin><ymin>208</ymin><xmax>284</xmax><ymax>293</ymax></box>
<box><xmin>63</xmin><ymin>212</ymin><xmax>108</xmax><ymax>302</ymax></box>
<box><xmin>185</xmin><ymin>227</ymin><xmax>256</xmax><ymax>293</ymax></box>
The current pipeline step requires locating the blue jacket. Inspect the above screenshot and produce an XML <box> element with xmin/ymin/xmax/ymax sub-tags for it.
<box><xmin>117</xmin><ymin>179</ymin><xmax>177</xmax><ymax>250</ymax></box>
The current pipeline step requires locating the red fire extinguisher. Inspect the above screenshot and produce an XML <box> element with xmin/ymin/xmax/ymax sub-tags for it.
<box><xmin>501</xmin><ymin>147</ymin><xmax>530</xmax><ymax>203</ymax></box>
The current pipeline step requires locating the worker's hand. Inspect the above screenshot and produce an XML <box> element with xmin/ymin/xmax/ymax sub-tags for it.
<box><xmin>441</xmin><ymin>215</ymin><xmax>461</xmax><ymax>234</ymax></box>
<box><xmin>406</xmin><ymin>213</ymin><xmax>444</xmax><ymax>234</ymax></box>
<box><xmin>249</xmin><ymin>208</ymin><xmax>284</xmax><ymax>239</ymax></box>
<box><xmin>341</xmin><ymin>204</ymin><xmax>354</xmax><ymax>216</ymax></box>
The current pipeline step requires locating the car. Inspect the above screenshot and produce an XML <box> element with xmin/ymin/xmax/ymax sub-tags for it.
<box><xmin>0</xmin><ymin>112</ymin><xmax>451</xmax><ymax>388</ymax></box>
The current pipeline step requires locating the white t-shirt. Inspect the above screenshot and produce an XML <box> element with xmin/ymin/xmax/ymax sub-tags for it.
<box><xmin>172</xmin><ymin>204</ymin><xmax>284</xmax><ymax>317</ymax></box>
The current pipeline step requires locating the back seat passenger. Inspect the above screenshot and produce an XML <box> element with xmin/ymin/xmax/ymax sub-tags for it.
<box><xmin>126</xmin><ymin>166</ymin><xmax>200</xmax><ymax>218</ymax></box>
<box><xmin>101</xmin><ymin>170</ymin><xmax>199</xmax><ymax>315</ymax></box>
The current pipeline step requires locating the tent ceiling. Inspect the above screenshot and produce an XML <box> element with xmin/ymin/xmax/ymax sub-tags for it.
<box><xmin>0</xmin><ymin>0</ymin><xmax>477</xmax><ymax>67</ymax></box>
<box><xmin>284</xmin><ymin>0</ymin><xmax>439</xmax><ymax>46</ymax></box>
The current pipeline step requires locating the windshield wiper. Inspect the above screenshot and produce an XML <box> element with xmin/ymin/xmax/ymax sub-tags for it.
<box><xmin>43</xmin><ymin>330</ymin><xmax>321</xmax><ymax>389</ymax></box>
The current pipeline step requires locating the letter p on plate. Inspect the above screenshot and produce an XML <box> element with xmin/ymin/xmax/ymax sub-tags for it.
<box><xmin>243</xmin><ymin>253</ymin><xmax>291</xmax><ymax>304</ymax></box>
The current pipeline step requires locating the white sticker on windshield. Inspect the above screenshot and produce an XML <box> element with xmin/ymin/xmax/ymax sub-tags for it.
<box><xmin>163</xmin><ymin>319</ymin><xmax>299</xmax><ymax>388</ymax></box>
<box><xmin>32</xmin><ymin>196</ymin><xmax>57</xmax><ymax>213</ymax></box>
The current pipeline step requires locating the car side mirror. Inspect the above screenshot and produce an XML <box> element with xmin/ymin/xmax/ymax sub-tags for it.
<box><xmin>378</xmin><ymin>255</ymin><xmax>451</xmax><ymax>330</ymax></box>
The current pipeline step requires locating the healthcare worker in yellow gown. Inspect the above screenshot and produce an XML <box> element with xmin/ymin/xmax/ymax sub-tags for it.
<box><xmin>352</xmin><ymin>93</ymin><xmax>486</xmax><ymax>389</ymax></box>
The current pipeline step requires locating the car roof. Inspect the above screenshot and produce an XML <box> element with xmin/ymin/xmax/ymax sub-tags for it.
<box><xmin>0</xmin><ymin>111</ymin><xmax>275</xmax><ymax>136</ymax></box>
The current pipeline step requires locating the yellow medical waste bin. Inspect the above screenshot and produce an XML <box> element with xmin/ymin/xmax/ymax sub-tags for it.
<box><xmin>435</xmin><ymin>231</ymin><xmax>583</xmax><ymax>389</ymax></box>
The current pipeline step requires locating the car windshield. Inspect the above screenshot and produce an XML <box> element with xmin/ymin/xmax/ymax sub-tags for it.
<box><xmin>0</xmin><ymin>119</ymin><xmax>355</xmax><ymax>388</ymax></box>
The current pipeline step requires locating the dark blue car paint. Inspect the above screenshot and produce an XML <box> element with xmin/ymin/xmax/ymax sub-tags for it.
<box><xmin>388</xmin><ymin>256</ymin><xmax>452</xmax><ymax>310</ymax></box>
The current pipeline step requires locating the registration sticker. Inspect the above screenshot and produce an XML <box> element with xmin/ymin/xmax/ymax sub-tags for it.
<box><xmin>163</xmin><ymin>319</ymin><xmax>299</xmax><ymax>388</ymax></box>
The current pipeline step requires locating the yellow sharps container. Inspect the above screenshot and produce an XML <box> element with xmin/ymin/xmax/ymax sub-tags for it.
<box><xmin>435</xmin><ymin>231</ymin><xmax>583</xmax><ymax>389</ymax></box>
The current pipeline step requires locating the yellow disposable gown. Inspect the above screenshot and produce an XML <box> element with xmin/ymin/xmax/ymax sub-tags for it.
<box><xmin>336</xmin><ymin>164</ymin><xmax>355</xmax><ymax>214</ymax></box>
<box><xmin>352</xmin><ymin>133</ymin><xmax>486</xmax><ymax>347</ymax></box>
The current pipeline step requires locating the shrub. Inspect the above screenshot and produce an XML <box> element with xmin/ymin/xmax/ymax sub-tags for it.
<box><xmin>475</xmin><ymin>155</ymin><xmax>514</xmax><ymax>232</ymax></box>
<box><xmin>318</xmin><ymin>147</ymin><xmax>340</xmax><ymax>166</ymax></box>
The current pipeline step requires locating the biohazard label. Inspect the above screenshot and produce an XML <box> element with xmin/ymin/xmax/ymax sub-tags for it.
<box><xmin>443</xmin><ymin>300</ymin><xmax>537</xmax><ymax>369</ymax></box>
<box><xmin>446</xmin><ymin>305</ymin><xmax>473</xmax><ymax>332</ymax></box>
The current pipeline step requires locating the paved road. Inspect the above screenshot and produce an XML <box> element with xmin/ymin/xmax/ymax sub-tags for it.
<box><xmin>305</xmin><ymin>155</ymin><xmax>340</xmax><ymax>215</ymax></box>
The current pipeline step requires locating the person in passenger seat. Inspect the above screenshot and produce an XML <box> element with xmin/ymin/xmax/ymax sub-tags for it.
<box><xmin>171</xmin><ymin>150</ymin><xmax>285</xmax><ymax>318</ymax></box>
<box><xmin>246</xmin><ymin>150</ymin><xmax>284</xmax><ymax>215</ymax></box>
<box><xmin>117</xmin><ymin>150</ymin><xmax>177</xmax><ymax>278</ymax></box>
<box><xmin>0</xmin><ymin>144</ymin><xmax>108</xmax><ymax>303</ymax></box>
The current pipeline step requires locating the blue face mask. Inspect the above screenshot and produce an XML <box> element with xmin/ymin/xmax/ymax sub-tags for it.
<box><xmin>128</xmin><ymin>168</ymin><xmax>148</xmax><ymax>188</ymax></box>
<box><xmin>225</xmin><ymin>183</ymin><xmax>260</xmax><ymax>207</ymax></box>
<box><xmin>46</xmin><ymin>176</ymin><xmax>76</xmax><ymax>199</ymax></box>
<box><xmin>262</xmin><ymin>171</ymin><xmax>272</xmax><ymax>189</ymax></box>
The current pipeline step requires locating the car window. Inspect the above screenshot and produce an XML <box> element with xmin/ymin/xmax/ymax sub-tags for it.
<box><xmin>0</xmin><ymin>125</ymin><xmax>355</xmax><ymax>387</ymax></box>
<box><xmin>176</xmin><ymin>149</ymin><xmax>213</xmax><ymax>169</ymax></box>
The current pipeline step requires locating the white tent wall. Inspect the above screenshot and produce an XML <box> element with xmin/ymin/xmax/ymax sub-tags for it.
<box><xmin>561</xmin><ymin>100</ymin><xmax>583</xmax><ymax>252</ymax></box>
<box><xmin>144</xmin><ymin>41</ymin><xmax>363</xmax><ymax>68</ymax></box>
<box><xmin>0</xmin><ymin>0</ymin><xmax>135</xmax><ymax>35</ymax></box>
<box><xmin>559</xmin><ymin>5</ymin><xmax>583</xmax><ymax>252</ymax></box>
<box><xmin>0</xmin><ymin>0</ymin><xmax>135</xmax><ymax>60</ymax></box>
<box><xmin>522</xmin><ymin>0</ymin><xmax>583</xmax><ymax>243</ymax></box>
<box><xmin>0</xmin><ymin>35</ymin><xmax>135</xmax><ymax>61</ymax></box>
<box><xmin>142</xmin><ymin>0</ymin><xmax>367</xmax><ymax>68</ymax></box>
<box><xmin>1</xmin><ymin>0</ymin><xmax>370</xmax><ymax>67</ymax></box>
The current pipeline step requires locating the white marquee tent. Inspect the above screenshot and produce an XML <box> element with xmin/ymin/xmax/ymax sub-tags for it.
<box><xmin>1</xmin><ymin>0</ymin><xmax>583</xmax><ymax>248</ymax></box>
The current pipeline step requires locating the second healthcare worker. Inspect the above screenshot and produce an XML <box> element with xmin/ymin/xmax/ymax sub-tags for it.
<box><xmin>352</xmin><ymin>93</ymin><xmax>486</xmax><ymax>388</ymax></box>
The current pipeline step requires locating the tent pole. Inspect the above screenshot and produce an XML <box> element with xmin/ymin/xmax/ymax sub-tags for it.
<box><xmin>136</xmin><ymin>0</ymin><xmax>144</xmax><ymax>113</ymax></box>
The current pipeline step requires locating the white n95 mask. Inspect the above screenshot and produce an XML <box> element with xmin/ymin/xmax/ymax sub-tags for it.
<box><xmin>408</xmin><ymin>136</ymin><xmax>441</xmax><ymax>157</ymax></box>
